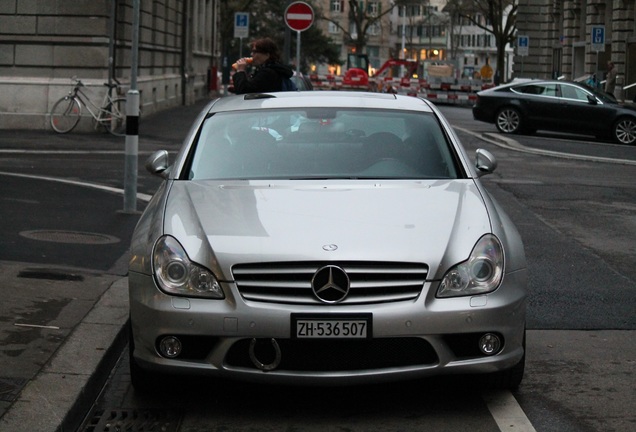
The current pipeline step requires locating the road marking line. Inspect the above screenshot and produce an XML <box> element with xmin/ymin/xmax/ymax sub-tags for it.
<box><xmin>0</xmin><ymin>170</ymin><xmax>152</xmax><ymax>202</ymax></box>
<box><xmin>483</xmin><ymin>390</ymin><xmax>537</xmax><ymax>432</ymax></box>
<box><xmin>455</xmin><ymin>126</ymin><xmax>636</xmax><ymax>166</ymax></box>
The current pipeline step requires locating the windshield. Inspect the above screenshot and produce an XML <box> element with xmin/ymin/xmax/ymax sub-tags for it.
<box><xmin>186</xmin><ymin>108</ymin><xmax>459</xmax><ymax>180</ymax></box>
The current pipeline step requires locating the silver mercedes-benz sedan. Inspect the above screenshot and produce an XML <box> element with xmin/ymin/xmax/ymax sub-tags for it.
<box><xmin>128</xmin><ymin>91</ymin><xmax>527</xmax><ymax>391</ymax></box>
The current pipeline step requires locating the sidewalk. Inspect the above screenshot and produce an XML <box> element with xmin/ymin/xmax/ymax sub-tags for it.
<box><xmin>0</xmin><ymin>98</ymin><xmax>213</xmax><ymax>432</ymax></box>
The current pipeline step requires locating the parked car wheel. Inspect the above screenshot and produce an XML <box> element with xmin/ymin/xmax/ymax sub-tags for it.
<box><xmin>496</xmin><ymin>107</ymin><xmax>522</xmax><ymax>134</ymax></box>
<box><xmin>613</xmin><ymin>117</ymin><xmax>636</xmax><ymax>145</ymax></box>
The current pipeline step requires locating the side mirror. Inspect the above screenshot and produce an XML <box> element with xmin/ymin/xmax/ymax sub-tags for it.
<box><xmin>587</xmin><ymin>95</ymin><xmax>598</xmax><ymax>105</ymax></box>
<box><xmin>475</xmin><ymin>148</ymin><xmax>497</xmax><ymax>177</ymax></box>
<box><xmin>145</xmin><ymin>150</ymin><xmax>170</xmax><ymax>178</ymax></box>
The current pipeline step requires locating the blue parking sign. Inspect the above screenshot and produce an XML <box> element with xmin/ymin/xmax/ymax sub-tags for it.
<box><xmin>591</xmin><ymin>26</ymin><xmax>605</xmax><ymax>51</ymax></box>
<box><xmin>517</xmin><ymin>35</ymin><xmax>529</xmax><ymax>56</ymax></box>
<box><xmin>234</xmin><ymin>12</ymin><xmax>249</xmax><ymax>38</ymax></box>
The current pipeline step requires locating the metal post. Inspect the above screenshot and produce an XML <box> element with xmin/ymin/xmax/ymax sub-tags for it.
<box><xmin>296</xmin><ymin>31</ymin><xmax>301</xmax><ymax>76</ymax></box>
<box><xmin>401</xmin><ymin>6</ymin><xmax>406</xmax><ymax>76</ymax></box>
<box><xmin>124</xmin><ymin>0</ymin><xmax>140</xmax><ymax>213</ymax></box>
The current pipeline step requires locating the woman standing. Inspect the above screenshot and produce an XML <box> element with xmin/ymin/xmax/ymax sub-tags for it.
<box><xmin>233</xmin><ymin>38</ymin><xmax>294</xmax><ymax>94</ymax></box>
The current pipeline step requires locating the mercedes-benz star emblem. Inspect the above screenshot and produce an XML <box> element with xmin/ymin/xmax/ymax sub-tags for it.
<box><xmin>311</xmin><ymin>265</ymin><xmax>350</xmax><ymax>303</ymax></box>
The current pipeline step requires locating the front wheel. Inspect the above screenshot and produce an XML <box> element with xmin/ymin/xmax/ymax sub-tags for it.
<box><xmin>50</xmin><ymin>96</ymin><xmax>81</xmax><ymax>133</ymax></box>
<box><xmin>613</xmin><ymin>117</ymin><xmax>636</xmax><ymax>145</ymax></box>
<box><xmin>495</xmin><ymin>107</ymin><xmax>523</xmax><ymax>134</ymax></box>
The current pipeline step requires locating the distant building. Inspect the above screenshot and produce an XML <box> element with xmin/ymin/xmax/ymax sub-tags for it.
<box><xmin>0</xmin><ymin>1</ymin><xmax>220</xmax><ymax>130</ymax></box>
<box><xmin>313</xmin><ymin>0</ymin><xmax>449</xmax><ymax>75</ymax></box>
<box><xmin>514</xmin><ymin>0</ymin><xmax>636</xmax><ymax>101</ymax></box>
<box><xmin>447</xmin><ymin>7</ymin><xmax>514</xmax><ymax>83</ymax></box>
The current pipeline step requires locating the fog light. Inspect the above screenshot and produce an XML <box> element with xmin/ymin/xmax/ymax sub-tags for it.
<box><xmin>159</xmin><ymin>336</ymin><xmax>182</xmax><ymax>358</ymax></box>
<box><xmin>479</xmin><ymin>333</ymin><xmax>501</xmax><ymax>355</ymax></box>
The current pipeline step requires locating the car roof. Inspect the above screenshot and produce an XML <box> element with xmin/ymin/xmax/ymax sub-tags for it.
<box><xmin>482</xmin><ymin>79</ymin><xmax>592</xmax><ymax>93</ymax></box>
<box><xmin>207</xmin><ymin>91</ymin><xmax>436</xmax><ymax>113</ymax></box>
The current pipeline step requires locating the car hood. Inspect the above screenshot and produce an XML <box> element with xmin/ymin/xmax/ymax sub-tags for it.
<box><xmin>162</xmin><ymin>180</ymin><xmax>492</xmax><ymax>280</ymax></box>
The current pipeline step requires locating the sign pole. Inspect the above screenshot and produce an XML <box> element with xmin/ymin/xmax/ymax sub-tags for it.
<box><xmin>124</xmin><ymin>0</ymin><xmax>139</xmax><ymax>214</ymax></box>
<box><xmin>285</xmin><ymin>1</ymin><xmax>314</xmax><ymax>74</ymax></box>
<box><xmin>296</xmin><ymin>31</ymin><xmax>301</xmax><ymax>76</ymax></box>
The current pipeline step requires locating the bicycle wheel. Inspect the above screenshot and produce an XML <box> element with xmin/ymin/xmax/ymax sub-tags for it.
<box><xmin>102</xmin><ymin>98</ymin><xmax>127</xmax><ymax>136</ymax></box>
<box><xmin>50</xmin><ymin>96</ymin><xmax>81</xmax><ymax>133</ymax></box>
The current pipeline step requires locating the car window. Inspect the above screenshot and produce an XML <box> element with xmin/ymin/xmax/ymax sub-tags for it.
<box><xmin>559</xmin><ymin>84</ymin><xmax>590</xmax><ymax>102</ymax></box>
<box><xmin>187</xmin><ymin>108</ymin><xmax>458</xmax><ymax>180</ymax></box>
<box><xmin>513</xmin><ymin>84</ymin><xmax>559</xmax><ymax>97</ymax></box>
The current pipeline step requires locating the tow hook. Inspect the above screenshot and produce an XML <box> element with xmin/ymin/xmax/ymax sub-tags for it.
<box><xmin>249</xmin><ymin>338</ymin><xmax>282</xmax><ymax>371</ymax></box>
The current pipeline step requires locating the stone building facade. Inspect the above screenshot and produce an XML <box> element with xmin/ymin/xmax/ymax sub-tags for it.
<box><xmin>0</xmin><ymin>0</ymin><xmax>220</xmax><ymax>130</ymax></box>
<box><xmin>514</xmin><ymin>0</ymin><xmax>636</xmax><ymax>101</ymax></box>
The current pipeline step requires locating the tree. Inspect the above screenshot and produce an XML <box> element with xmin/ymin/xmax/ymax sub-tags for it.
<box><xmin>446</xmin><ymin>0</ymin><xmax>517</xmax><ymax>82</ymax></box>
<box><xmin>319</xmin><ymin>0</ymin><xmax>414</xmax><ymax>55</ymax></box>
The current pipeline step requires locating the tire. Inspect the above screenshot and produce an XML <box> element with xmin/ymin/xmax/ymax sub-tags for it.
<box><xmin>102</xmin><ymin>98</ymin><xmax>128</xmax><ymax>136</ymax></box>
<box><xmin>495</xmin><ymin>107</ymin><xmax>523</xmax><ymax>134</ymax></box>
<box><xmin>613</xmin><ymin>117</ymin><xmax>636</xmax><ymax>145</ymax></box>
<box><xmin>50</xmin><ymin>96</ymin><xmax>81</xmax><ymax>133</ymax></box>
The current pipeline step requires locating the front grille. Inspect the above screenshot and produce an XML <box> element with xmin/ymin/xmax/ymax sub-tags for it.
<box><xmin>225</xmin><ymin>338</ymin><xmax>438</xmax><ymax>371</ymax></box>
<box><xmin>232</xmin><ymin>261</ymin><xmax>428</xmax><ymax>305</ymax></box>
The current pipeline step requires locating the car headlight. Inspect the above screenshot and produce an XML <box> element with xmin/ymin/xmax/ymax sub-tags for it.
<box><xmin>437</xmin><ymin>234</ymin><xmax>504</xmax><ymax>298</ymax></box>
<box><xmin>153</xmin><ymin>235</ymin><xmax>224</xmax><ymax>299</ymax></box>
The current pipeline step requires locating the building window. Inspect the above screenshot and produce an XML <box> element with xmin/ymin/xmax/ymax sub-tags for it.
<box><xmin>193</xmin><ymin>0</ymin><xmax>212</xmax><ymax>54</ymax></box>
<box><xmin>368</xmin><ymin>1</ymin><xmax>380</xmax><ymax>16</ymax></box>
<box><xmin>368</xmin><ymin>21</ymin><xmax>380</xmax><ymax>36</ymax></box>
<box><xmin>330</xmin><ymin>0</ymin><xmax>344</xmax><ymax>12</ymax></box>
<box><xmin>328</xmin><ymin>22</ymin><xmax>341</xmax><ymax>34</ymax></box>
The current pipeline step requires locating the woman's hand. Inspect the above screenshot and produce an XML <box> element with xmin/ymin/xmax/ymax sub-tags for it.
<box><xmin>234</xmin><ymin>57</ymin><xmax>253</xmax><ymax>72</ymax></box>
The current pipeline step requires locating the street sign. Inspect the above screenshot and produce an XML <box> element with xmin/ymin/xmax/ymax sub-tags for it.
<box><xmin>285</xmin><ymin>1</ymin><xmax>314</xmax><ymax>32</ymax></box>
<box><xmin>517</xmin><ymin>35</ymin><xmax>529</xmax><ymax>57</ymax></box>
<box><xmin>591</xmin><ymin>25</ymin><xmax>605</xmax><ymax>52</ymax></box>
<box><xmin>234</xmin><ymin>12</ymin><xmax>249</xmax><ymax>39</ymax></box>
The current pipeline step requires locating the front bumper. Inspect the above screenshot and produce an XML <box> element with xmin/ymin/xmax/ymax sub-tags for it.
<box><xmin>129</xmin><ymin>269</ymin><xmax>526</xmax><ymax>385</ymax></box>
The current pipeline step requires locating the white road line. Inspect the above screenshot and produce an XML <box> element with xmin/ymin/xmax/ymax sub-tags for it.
<box><xmin>0</xmin><ymin>170</ymin><xmax>153</xmax><ymax>202</ymax></box>
<box><xmin>483</xmin><ymin>391</ymin><xmax>537</xmax><ymax>432</ymax></box>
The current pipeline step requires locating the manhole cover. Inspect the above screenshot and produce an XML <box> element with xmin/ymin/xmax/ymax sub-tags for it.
<box><xmin>19</xmin><ymin>230</ymin><xmax>120</xmax><ymax>245</ymax></box>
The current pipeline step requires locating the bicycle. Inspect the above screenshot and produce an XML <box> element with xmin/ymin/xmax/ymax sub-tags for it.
<box><xmin>50</xmin><ymin>77</ymin><xmax>130</xmax><ymax>136</ymax></box>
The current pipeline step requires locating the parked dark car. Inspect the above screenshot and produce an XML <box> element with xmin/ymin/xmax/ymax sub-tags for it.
<box><xmin>472</xmin><ymin>79</ymin><xmax>636</xmax><ymax>145</ymax></box>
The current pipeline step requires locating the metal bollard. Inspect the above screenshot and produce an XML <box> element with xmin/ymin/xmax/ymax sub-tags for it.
<box><xmin>123</xmin><ymin>90</ymin><xmax>139</xmax><ymax>213</ymax></box>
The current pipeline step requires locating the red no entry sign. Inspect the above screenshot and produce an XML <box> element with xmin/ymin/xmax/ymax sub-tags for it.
<box><xmin>285</xmin><ymin>1</ymin><xmax>314</xmax><ymax>32</ymax></box>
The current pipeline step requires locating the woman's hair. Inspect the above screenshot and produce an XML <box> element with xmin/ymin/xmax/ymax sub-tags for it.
<box><xmin>251</xmin><ymin>37</ymin><xmax>281</xmax><ymax>62</ymax></box>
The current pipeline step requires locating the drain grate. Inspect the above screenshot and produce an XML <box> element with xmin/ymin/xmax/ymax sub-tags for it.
<box><xmin>19</xmin><ymin>230</ymin><xmax>120</xmax><ymax>245</ymax></box>
<box><xmin>81</xmin><ymin>408</ymin><xmax>181</xmax><ymax>432</ymax></box>
<box><xmin>0</xmin><ymin>377</ymin><xmax>28</xmax><ymax>402</ymax></box>
<box><xmin>18</xmin><ymin>269</ymin><xmax>84</xmax><ymax>281</ymax></box>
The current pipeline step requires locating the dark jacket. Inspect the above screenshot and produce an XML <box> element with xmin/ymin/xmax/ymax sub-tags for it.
<box><xmin>233</xmin><ymin>61</ymin><xmax>293</xmax><ymax>94</ymax></box>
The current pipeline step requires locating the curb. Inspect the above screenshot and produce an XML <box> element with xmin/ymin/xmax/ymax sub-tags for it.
<box><xmin>0</xmin><ymin>278</ymin><xmax>129</xmax><ymax>432</ymax></box>
<box><xmin>454</xmin><ymin>126</ymin><xmax>636</xmax><ymax>166</ymax></box>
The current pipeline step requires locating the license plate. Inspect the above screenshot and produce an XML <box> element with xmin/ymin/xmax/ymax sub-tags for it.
<box><xmin>292</xmin><ymin>314</ymin><xmax>372</xmax><ymax>339</ymax></box>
